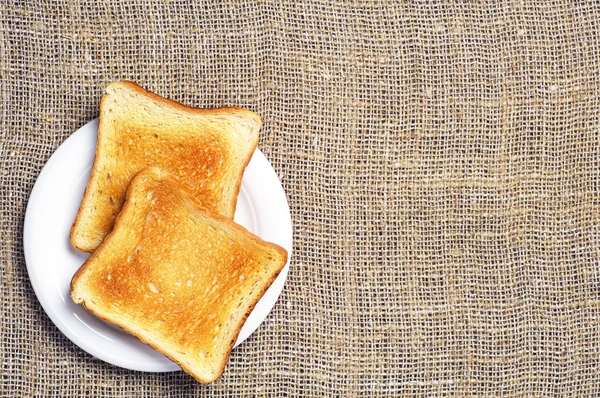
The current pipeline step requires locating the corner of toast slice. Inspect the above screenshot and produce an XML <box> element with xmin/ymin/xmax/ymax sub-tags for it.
<box><xmin>70</xmin><ymin>81</ymin><xmax>261</xmax><ymax>252</ymax></box>
<box><xmin>71</xmin><ymin>167</ymin><xmax>287</xmax><ymax>384</ymax></box>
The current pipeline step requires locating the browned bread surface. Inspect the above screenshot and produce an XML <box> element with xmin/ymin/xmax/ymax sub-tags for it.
<box><xmin>71</xmin><ymin>81</ymin><xmax>261</xmax><ymax>252</ymax></box>
<box><xmin>71</xmin><ymin>167</ymin><xmax>287</xmax><ymax>383</ymax></box>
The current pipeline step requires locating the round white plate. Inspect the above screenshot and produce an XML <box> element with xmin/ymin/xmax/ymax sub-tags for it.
<box><xmin>23</xmin><ymin>119</ymin><xmax>292</xmax><ymax>372</ymax></box>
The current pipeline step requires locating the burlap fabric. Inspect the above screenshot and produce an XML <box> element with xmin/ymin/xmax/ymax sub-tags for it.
<box><xmin>2</xmin><ymin>1</ymin><xmax>600</xmax><ymax>396</ymax></box>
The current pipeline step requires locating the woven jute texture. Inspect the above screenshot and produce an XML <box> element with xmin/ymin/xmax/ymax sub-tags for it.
<box><xmin>3</xmin><ymin>1</ymin><xmax>600</xmax><ymax>396</ymax></box>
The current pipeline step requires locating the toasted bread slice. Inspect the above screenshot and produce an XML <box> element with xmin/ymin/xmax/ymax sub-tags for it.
<box><xmin>71</xmin><ymin>167</ymin><xmax>287</xmax><ymax>383</ymax></box>
<box><xmin>71</xmin><ymin>81</ymin><xmax>261</xmax><ymax>252</ymax></box>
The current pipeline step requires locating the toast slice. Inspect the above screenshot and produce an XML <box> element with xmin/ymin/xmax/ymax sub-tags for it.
<box><xmin>71</xmin><ymin>81</ymin><xmax>261</xmax><ymax>252</ymax></box>
<box><xmin>71</xmin><ymin>167</ymin><xmax>288</xmax><ymax>384</ymax></box>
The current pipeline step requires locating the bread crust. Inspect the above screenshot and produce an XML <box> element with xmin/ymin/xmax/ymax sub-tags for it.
<box><xmin>71</xmin><ymin>167</ymin><xmax>287</xmax><ymax>383</ymax></box>
<box><xmin>70</xmin><ymin>81</ymin><xmax>261</xmax><ymax>252</ymax></box>
<box><xmin>73</xmin><ymin>257</ymin><xmax>284</xmax><ymax>384</ymax></box>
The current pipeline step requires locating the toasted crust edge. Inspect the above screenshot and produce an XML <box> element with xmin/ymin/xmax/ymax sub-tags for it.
<box><xmin>73</xmin><ymin>256</ymin><xmax>285</xmax><ymax>383</ymax></box>
<box><xmin>106</xmin><ymin>81</ymin><xmax>262</xmax><ymax>122</ymax></box>
<box><xmin>70</xmin><ymin>81</ymin><xmax>262</xmax><ymax>252</ymax></box>
<box><xmin>71</xmin><ymin>167</ymin><xmax>288</xmax><ymax>383</ymax></box>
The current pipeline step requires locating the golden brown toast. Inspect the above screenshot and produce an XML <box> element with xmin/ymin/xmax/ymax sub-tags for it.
<box><xmin>71</xmin><ymin>81</ymin><xmax>261</xmax><ymax>252</ymax></box>
<box><xmin>71</xmin><ymin>167</ymin><xmax>287</xmax><ymax>384</ymax></box>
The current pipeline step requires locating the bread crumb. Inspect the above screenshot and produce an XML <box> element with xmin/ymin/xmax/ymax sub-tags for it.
<box><xmin>148</xmin><ymin>283</ymin><xmax>159</xmax><ymax>293</ymax></box>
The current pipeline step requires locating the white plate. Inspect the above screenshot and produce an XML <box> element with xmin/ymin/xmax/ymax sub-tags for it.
<box><xmin>23</xmin><ymin>119</ymin><xmax>292</xmax><ymax>372</ymax></box>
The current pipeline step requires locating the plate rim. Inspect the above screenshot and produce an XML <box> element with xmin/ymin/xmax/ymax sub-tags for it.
<box><xmin>23</xmin><ymin>119</ymin><xmax>292</xmax><ymax>372</ymax></box>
